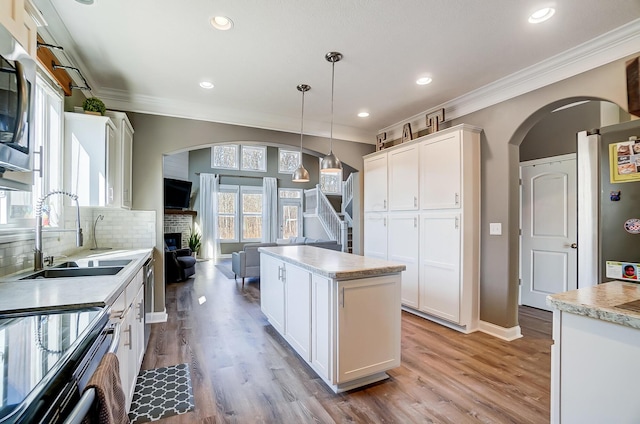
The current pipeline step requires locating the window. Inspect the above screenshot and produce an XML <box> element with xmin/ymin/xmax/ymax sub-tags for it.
<box><xmin>241</xmin><ymin>187</ymin><xmax>262</xmax><ymax>241</ymax></box>
<box><xmin>211</xmin><ymin>145</ymin><xmax>239</xmax><ymax>169</ymax></box>
<box><xmin>217</xmin><ymin>185</ymin><xmax>263</xmax><ymax>242</ymax></box>
<box><xmin>217</xmin><ymin>186</ymin><xmax>238</xmax><ymax>242</ymax></box>
<box><xmin>0</xmin><ymin>75</ymin><xmax>63</xmax><ymax>232</ymax></box>
<box><xmin>320</xmin><ymin>169</ymin><xmax>342</xmax><ymax>195</ymax></box>
<box><xmin>278</xmin><ymin>149</ymin><xmax>300</xmax><ymax>174</ymax></box>
<box><xmin>241</xmin><ymin>146</ymin><xmax>266</xmax><ymax>172</ymax></box>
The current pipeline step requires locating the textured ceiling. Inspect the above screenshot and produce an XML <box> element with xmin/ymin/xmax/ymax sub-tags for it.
<box><xmin>33</xmin><ymin>0</ymin><xmax>640</xmax><ymax>143</ymax></box>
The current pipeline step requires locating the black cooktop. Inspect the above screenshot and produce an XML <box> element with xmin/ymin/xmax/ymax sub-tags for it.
<box><xmin>0</xmin><ymin>307</ymin><xmax>108</xmax><ymax>423</ymax></box>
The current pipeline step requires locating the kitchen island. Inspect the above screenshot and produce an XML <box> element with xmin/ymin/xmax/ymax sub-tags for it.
<box><xmin>259</xmin><ymin>245</ymin><xmax>405</xmax><ymax>393</ymax></box>
<box><xmin>547</xmin><ymin>281</ymin><xmax>640</xmax><ymax>423</ymax></box>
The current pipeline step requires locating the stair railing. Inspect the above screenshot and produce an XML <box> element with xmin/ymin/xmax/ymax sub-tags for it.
<box><xmin>316</xmin><ymin>184</ymin><xmax>347</xmax><ymax>251</ymax></box>
<box><xmin>342</xmin><ymin>172</ymin><xmax>355</xmax><ymax>226</ymax></box>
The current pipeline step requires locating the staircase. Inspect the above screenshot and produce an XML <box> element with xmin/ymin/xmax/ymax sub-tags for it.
<box><xmin>303</xmin><ymin>173</ymin><xmax>356</xmax><ymax>253</ymax></box>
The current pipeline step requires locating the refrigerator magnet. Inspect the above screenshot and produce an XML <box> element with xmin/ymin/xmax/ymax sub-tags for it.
<box><xmin>623</xmin><ymin>218</ymin><xmax>640</xmax><ymax>234</ymax></box>
<box><xmin>610</xmin><ymin>190</ymin><xmax>621</xmax><ymax>201</ymax></box>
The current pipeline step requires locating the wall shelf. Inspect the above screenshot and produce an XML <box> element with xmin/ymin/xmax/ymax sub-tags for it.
<box><xmin>165</xmin><ymin>209</ymin><xmax>197</xmax><ymax>216</ymax></box>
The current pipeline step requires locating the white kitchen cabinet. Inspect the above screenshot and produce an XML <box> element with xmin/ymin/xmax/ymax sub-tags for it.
<box><xmin>105</xmin><ymin>111</ymin><xmax>134</xmax><ymax>209</ymax></box>
<box><xmin>363</xmin><ymin>213</ymin><xmax>387</xmax><ymax>260</ymax></box>
<box><xmin>64</xmin><ymin>111</ymin><xmax>134</xmax><ymax>208</ymax></box>
<box><xmin>388</xmin><ymin>213</ymin><xmax>419</xmax><ymax>309</ymax></box>
<box><xmin>260</xmin><ymin>247</ymin><xmax>403</xmax><ymax>393</ymax></box>
<box><xmin>362</xmin><ymin>124</ymin><xmax>480</xmax><ymax>333</ymax></box>
<box><xmin>0</xmin><ymin>0</ymin><xmax>37</xmax><ymax>57</ymax></box>
<box><xmin>260</xmin><ymin>254</ymin><xmax>286</xmax><ymax>334</ymax></box>
<box><xmin>336</xmin><ymin>276</ymin><xmax>401</xmax><ymax>383</ymax></box>
<box><xmin>388</xmin><ymin>144</ymin><xmax>419</xmax><ymax>211</ymax></box>
<box><xmin>111</xmin><ymin>267</ymin><xmax>145</xmax><ymax>411</ymax></box>
<box><xmin>420</xmin><ymin>131</ymin><xmax>462</xmax><ymax>210</ymax></box>
<box><xmin>363</xmin><ymin>153</ymin><xmax>388</xmax><ymax>211</ymax></box>
<box><xmin>311</xmin><ymin>274</ymin><xmax>332</xmax><ymax>381</ymax></box>
<box><xmin>419</xmin><ymin>212</ymin><xmax>461</xmax><ymax>322</ymax></box>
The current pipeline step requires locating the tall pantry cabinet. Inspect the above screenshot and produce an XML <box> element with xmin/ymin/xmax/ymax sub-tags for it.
<box><xmin>363</xmin><ymin>124</ymin><xmax>481</xmax><ymax>332</ymax></box>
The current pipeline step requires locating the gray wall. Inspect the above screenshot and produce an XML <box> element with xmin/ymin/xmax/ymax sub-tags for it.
<box><xmin>520</xmin><ymin>101</ymin><xmax>601</xmax><ymax>161</ymax></box>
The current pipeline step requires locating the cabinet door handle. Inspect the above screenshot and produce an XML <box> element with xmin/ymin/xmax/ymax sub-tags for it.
<box><xmin>455</xmin><ymin>217</ymin><xmax>459</xmax><ymax>229</ymax></box>
<box><xmin>414</xmin><ymin>196</ymin><xmax>417</xmax><ymax>207</ymax></box>
<box><xmin>414</xmin><ymin>217</ymin><xmax>417</xmax><ymax>228</ymax></box>
<box><xmin>137</xmin><ymin>301</ymin><xmax>144</xmax><ymax>322</ymax></box>
<box><xmin>455</xmin><ymin>193</ymin><xmax>459</xmax><ymax>205</ymax></box>
<box><xmin>341</xmin><ymin>287</ymin><xmax>345</xmax><ymax>308</ymax></box>
<box><xmin>383</xmin><ymin>217</ymin><xmax>386</xmax><ymax>227</ymax></box>
<box><xmin>124</xmin><ymin>324</ymin><xmax>132</xmax><ymax>349</ymax></box>
<box><xmin>383</xmin><ymin>199</ymin><xmax>387</xmax><ymax>209</ymax></box>
<box><xmin>282</xmin><ymin>267</ymin><xmax>286</xmax><ymax>283</ymax></box>
<box><xmin>278</xmin><ymin>265</ymin><xmax>282</xmax><ymax>281</ymax></box>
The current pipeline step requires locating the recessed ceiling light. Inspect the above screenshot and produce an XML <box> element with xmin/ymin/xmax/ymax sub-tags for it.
<box><xmin>211</xmin><ymin>16</ymin><xmax>233</xmax><ymax>30</ymax></box>
<box><xmin>358</xmin><ymin>112</ymin><xmax>370</xmax><ymax>118</ymax></box>
<box><xmin>528</xmin><ymin>8</ymin><xmax>555</xmax><ymax>23</ymax></box>
<box><xmin>416</xmin><ymin>77</ymin><xmax>432</xmax><ymax>85</ymax></box>
<box><xmin>200</xmin><ymin>81</ymin><xmax>214</xmax><ymax>89</ymax></box>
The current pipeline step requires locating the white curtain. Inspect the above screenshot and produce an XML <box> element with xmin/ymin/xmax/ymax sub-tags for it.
<box><xmin>262</xmin><ymin>177</ymin><xmax>278</xmax><ymax>242</ymax></box>
<box><xmin>199</xmin><ymin>173</ymin><xmax>220</xmax><ymax>260</ymax></box>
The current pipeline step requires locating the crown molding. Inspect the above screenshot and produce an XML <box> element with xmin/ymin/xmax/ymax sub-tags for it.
<box><xmin>379</xmin><ymin>18</ymin><xmax>640</xmax><ymax>141</ymax></box>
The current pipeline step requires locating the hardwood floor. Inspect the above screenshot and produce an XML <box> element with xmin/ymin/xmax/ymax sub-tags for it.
<box><xmin>142</xmin><ymin>259</ymin><xmax>552</xmax><ymax>423</ymax></box>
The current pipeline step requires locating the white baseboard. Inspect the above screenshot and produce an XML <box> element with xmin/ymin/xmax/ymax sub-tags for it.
<box><xmin>477</xmin><ymin>320</ymin><xmax>522</xmax><ymax>341</ymax></box>
<box><xmin>146</xmin><ymin>309</ymin><xmax>168</xmax><ymax>324</ymax></box>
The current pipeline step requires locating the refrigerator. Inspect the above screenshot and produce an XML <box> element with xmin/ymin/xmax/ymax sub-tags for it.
<box><xmin>577</xmin><ymin>119</ymin><xmax>640</xmax><ymax>287</ymax></box>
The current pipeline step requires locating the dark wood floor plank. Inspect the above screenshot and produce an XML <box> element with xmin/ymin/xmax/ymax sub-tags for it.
<box><xmin>141</xmin><ymin>259</ymin><xmax>552</xmax><ymax>423</ymax></box>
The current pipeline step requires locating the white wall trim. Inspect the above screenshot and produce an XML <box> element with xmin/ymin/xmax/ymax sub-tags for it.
<box><xmin>146</xmin><ymin>310</ymin><xmax>168</xmax><ymax>324</ymax></box>
<box><xmin>379</xmin><ymin>18</ymin><xmax>640</xmax><ymax>141</ymax></box>
<box><xmin>477</xmin><ymin>320</ymin><xmax>523</xmax><ymax>341</ymax></box>
<box><xmin>519</xmin><ymin>153</ymin><xmax>577</xmax><ymax>168</ymax></box>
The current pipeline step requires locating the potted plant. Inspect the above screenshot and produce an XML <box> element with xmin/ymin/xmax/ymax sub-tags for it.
<box><xmin>82</xmin><ymin>97</ymin><xmax>106</xmax><ymax>116</ymax></box>
<box><xmin>188</xmin><ymin>227</ymin><xmax>202</xmax><ymax>258</ymax></box>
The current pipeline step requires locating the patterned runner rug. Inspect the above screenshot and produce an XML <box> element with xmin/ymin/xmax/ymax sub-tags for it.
<box><xmin>128</xmin><ymin>363</ymin><xmax>194</xmax><ymax>423</ymax></box>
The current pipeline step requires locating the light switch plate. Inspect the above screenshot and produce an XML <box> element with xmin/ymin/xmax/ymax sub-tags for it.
<box><xmin>489</xmin><ymin>223</ymin><xmax>502</xmax><ymax>235</ymax></box>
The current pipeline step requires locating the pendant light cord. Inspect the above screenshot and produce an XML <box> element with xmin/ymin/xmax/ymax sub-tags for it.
<box><xmin>300</xmin><ymin>89</ymin><xmax>305</xmax><ymax>153</ymax></box>
<box><xmin>329</xmin><ymin>59</ymin><xmax>335</xmax><ymax>153</ymax></box>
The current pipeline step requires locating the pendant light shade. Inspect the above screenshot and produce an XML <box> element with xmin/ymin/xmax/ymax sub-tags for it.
<box><xmin>292</xmin><ymin>84</ymin><xmax>311</xmax><ymax>183</ymax></box>
<box><xmin>321</xmin><ymin>52</ymin><xmax>343</xmax><ymax>173</ymax></box>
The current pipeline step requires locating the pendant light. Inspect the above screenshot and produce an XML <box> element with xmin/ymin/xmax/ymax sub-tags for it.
<box><xmin>320</xmin><ymin>51</ymin><xmax>343</xmax><ymax>173</ymax></box>
<box><xmin>292</xmin><ymin>84</ymin><xmax>311</xmax><ymax>183</ymax></box>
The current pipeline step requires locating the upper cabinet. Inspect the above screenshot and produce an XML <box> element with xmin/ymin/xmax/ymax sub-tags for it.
<box><xmin>64</xmin><ymin>111</ymin><xmax>134</xmax><ymax>208</ymax></box>
<box><xmin>0</xmin><ymin>0</ymin><xmax>38</xmax><ymax>58</ymax></box>
<box><xmin>420</xmin><ymin>132</ymin><xmax>462</xmax><ymax>209</ymax></box>
<box><xmin>363</xmin><ymin>154</ymin><xmax>388</xmax><ymax>212</ymax></box>
<box><xmin>106</xmin><ymin>111</ymin><xmax>134</xmax><ymax>209</ymax></box>
<box><xmin>388</xmin><ymin>143</ymin><xmax>419</xmax><ymax>211</ymax></box>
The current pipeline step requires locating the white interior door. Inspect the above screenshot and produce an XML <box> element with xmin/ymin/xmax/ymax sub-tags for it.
<box><xmin>520</xmin><ymin>155</ymin><xmax>577</xmax><ymax>310</ymax></box>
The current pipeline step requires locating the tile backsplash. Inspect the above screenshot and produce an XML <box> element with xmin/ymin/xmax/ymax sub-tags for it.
<box><xmin>0</xmin><ymin>207</ymin><xmax>156</xmax><ymax>277</ymax></box>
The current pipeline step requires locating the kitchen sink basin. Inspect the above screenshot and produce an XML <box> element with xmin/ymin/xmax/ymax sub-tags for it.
<box><xmin>54</xmin><ymin>259</ymin><xmax>132</xmax><ymax>268</ymax></box>
<box><xmin>20</xmin><ymin>266</ymin><xmax>124</xmax><ymax>279</ymax></box>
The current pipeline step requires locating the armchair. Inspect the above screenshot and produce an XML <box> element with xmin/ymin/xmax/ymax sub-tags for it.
<box><xmin>231</xmin><ymin>242</ymin><xmax>277</xmax><ymax>286</ymax></box>
<box><xmin>164</xmin><ymin>243</ymin><xmax>196</xmax><ymax>283</ymax></box>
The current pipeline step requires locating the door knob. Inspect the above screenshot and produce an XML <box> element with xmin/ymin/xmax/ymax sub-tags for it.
<box><xmin>570</xmin><ymin>243</ymin><xmax>577</xmax><ymax>249</ymax></box>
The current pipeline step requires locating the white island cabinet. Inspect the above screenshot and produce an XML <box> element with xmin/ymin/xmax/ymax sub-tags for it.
<box><xmin>259</xmin><ymin>245</ymin><xmax>405</xmax><ymax>393</ymax></box>
<box><xmin>547</xmin><ymin>281</ymin><xmax>640</xmax><ymax>424</ymax></box>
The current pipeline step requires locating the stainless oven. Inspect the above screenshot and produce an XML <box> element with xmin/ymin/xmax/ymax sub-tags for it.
<box><xmin>0</xmin><ymin>307</ymin><xmax>112</xmax><ymax>423</ymax></box>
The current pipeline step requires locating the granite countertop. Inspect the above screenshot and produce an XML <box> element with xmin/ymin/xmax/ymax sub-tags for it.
<box><xmin>546</xmin><ymin>281</ymin><xmax>640</xmax><ymax>329</ymax></box>
<box><xmin>259</xmin><ymin>245</ymin><xmax>406</xmax><ymax>280</ymax></box>
<box><xmin>0</xmin><ymin>248</ymin><xmax>153</xmax><ymax>314</ymax></box>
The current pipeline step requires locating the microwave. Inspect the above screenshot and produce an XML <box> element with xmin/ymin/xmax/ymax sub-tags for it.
<box><xmin>0</xmin><ymin>22</ymin><xmax>35</xmax><ymax>173</ymax></box>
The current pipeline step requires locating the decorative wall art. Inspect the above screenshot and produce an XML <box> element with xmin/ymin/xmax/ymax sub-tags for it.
<box><xmin>376</xmin><ymin>132</ymin><xmax>387</xmax><ymax>151</ymax></box>
<box><xmin>425</xmin><ymin>109</ymin><xmax>445</xmax><ymax>134</ymax></box>
<box><xmin>402</xmin><ymin>123</ymin><xmax>413</xmax><ymax>142</ymax></box>
<box><xmin>626</xmin><ymin>56</ymin><xmax>640</xmax><ymax>118</ymax></box>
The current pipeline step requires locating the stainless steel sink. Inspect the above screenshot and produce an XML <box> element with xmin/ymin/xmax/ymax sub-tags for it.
<box><xmin>21</xmin><ymin>266</ymin><xmax>124</xmax><ymax>279</ymax></box>
<box><xmin>54</xmin><ymin>259</ymin><xmax>132</xmax><ymax>268</ymax></box>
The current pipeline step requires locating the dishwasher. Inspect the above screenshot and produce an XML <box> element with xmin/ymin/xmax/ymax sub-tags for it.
<box><xmin>143</xmin><ymin>257</ymin><xmax>154</xmax><ymax>349</ymax></box>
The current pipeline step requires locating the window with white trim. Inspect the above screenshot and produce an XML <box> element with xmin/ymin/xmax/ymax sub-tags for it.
<box><xmin>241</xmin><ymin>186</ymin><xmax>262</xmax><ymax>241</ymax></box>
<box><xmin>320</xmin><ymin>169</ymin><xmax>342</xmax><ymax>195</ymax></box>
<box><xmin>278</xmin><ymin>148</ymin><xmax>300</xmax><ymax>174</ymax></box>
<box><xmin>241</xmin><ymin>145</ymin><xmax>266</xmax><ymax>172</ymax></box>
<box><xmin>217</xmin><ymin>184</ymin><xmax>263</xmax><ymax>242</ymax></box>
<box><xmin>0</xmin><ymin>75</ymin><xmax>63</xmax><ymax>231</ymax></box>
<box><xmin>211</xmin><ymin>144</ymin><xmax>239</xmax><ymax>169</ymax></box>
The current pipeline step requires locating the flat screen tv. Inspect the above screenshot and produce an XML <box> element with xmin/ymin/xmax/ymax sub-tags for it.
<box><xmin>164</xmin><ymin>178</ymin><xmax>192</xmax><ymax>210</ymax></box>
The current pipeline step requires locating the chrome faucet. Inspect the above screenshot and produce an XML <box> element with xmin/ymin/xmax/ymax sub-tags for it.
<box><xmin>34</xmin><ymin>190</ymin><xmax>83</xmax><ymax>271</ymax></box>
